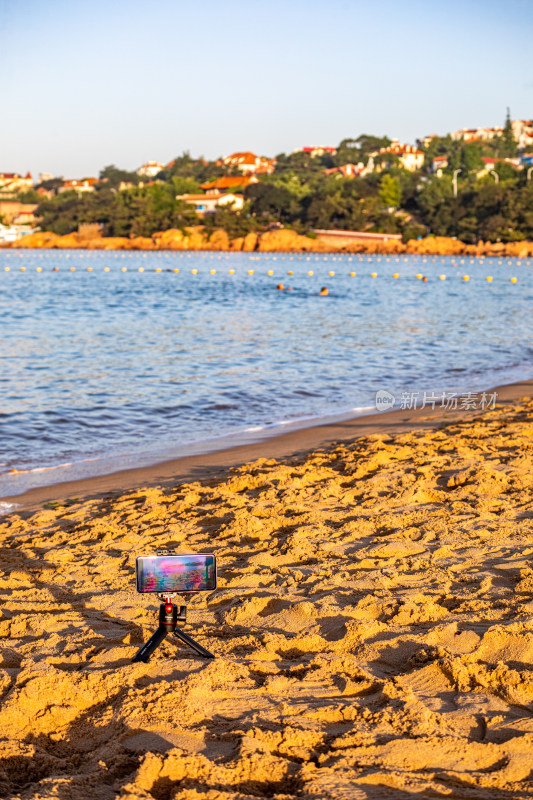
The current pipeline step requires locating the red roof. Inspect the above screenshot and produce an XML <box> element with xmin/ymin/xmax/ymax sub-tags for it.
<box><xmin>224</xmin><ymin>151</ymin><xmax>258</xmax><ymax>161</ymax></box>
<box><xmin>201</xmin><ymin>176</ymin><xmax>257</xmax><ymax>190</ymax></box>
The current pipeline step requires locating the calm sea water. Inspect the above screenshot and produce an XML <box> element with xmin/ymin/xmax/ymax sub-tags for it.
<box><xmin>0</xmin><ymin>249</ymin><xmax>532</xmax><ymax>497</ymax></box>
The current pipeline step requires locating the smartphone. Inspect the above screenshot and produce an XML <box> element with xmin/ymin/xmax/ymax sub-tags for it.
<box><xmin>135</xmin><ymin>554</ymin><xmax>217</xmax><ymax>594</ymax></box>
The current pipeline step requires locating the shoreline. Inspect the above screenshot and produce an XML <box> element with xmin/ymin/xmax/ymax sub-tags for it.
<box><xmin>3</xmin><ymin>377</ymin><xmax>532</xmax><ymax>514</ymax></box>
<box><xmin>5</xmin><ymin>229</ymin><xmax>533</xmax><ymax>257</ymax></box>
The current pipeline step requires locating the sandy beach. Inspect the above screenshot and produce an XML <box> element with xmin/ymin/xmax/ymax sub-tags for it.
<box><xmin>1</xmin><ymin>380</ymin><xmax>533</xmax><ymax>799</ymax></box>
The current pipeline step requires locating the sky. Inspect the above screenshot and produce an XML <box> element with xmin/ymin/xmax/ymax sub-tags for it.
<box><xmin>1</xmin><ymin>0</ymin><xmax>532</xmax><ymax>179</ymax></box>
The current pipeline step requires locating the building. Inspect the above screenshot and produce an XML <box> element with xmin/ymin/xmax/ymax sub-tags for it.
<box><xmin>476</xmin><ymin>157</ymin><xmax>519</xmax><ymax>179</ymax></box>
<box><xmin>200</xmin><ymin>175</ymin><xmax>258</xmax><ymax>192</ymax></box>
<box><xmin>0</xmin><ymin>223</ymin><xmax>36</xmax><ymax>243</ymax></box>
<box><xmin>0</xmin><ymin>172</ymin><xmax>33</xmax><ymax>193</ymax></box>
<box><xmin>452</xmin><ymin>126</ymin><xmax>503</xmax><ymax>143</ymax></box>
<box><xmin>58</xmin><ymin>178</ymin><xmax>98</xmax><ymax>194</ymax></box>
<box><xmin>136</xmin><ymin>161</ymin><xmax>165</xmax><ymax>178</ymax></box>
<box><xmin>375</xmin><ymin>141</ymin><xmax>424</xmax><ymax>171</ymax></box>
<box><xmin>12</xmin><ymin>206</ymin><xmax>38</xmax><ymax>225</ymax></box>
<box><xmin>295</xmin><ymin>146</ymin><xmax>338</xmax><ymax>158</ymax></box>
<box><xmin>431</xmin><ymin>155</ymin><xmax>449</xmax><ymax>176</ymax></box>
<box><xmin>176</xmin><ymin>191</ymin><xmax>244</xmax><ymax>215</ymax></box>
<box><xmin>452</xmin><ymin>121</ymin><xmax>533</xmax><ymax>149</ymax></box>
<box><xmin>36</xmin><ymin>186</ymin><xmax>55</xmax><ymax>199</ymax></box>
<box><xmin>478</xmin><ymin>157</ymin><xmax>502</xmax><ymax>176</ymax></box>
<box><xmin>0</xmin><ymin>201</ymin><xmax>38</xmax><ymax>224</ymax></box>
<box><xmin>417</xmin><ymin>134</ymin><xmax>439</xmax><ymax>149</ymax></box>
<box><xmin>220</xmin><ymin>152</ymin><xmax>275</xmax><ymax>175</ymax></box>
<box><xmin>324</xmin><ymin>163</ymin><xmax>364</xmax><ymax>178</ymax></box>
<box><xmin>511</xmin><ymin>120</ymin><xmax>533</xmax><ymax>150</ymax></box>
<box><xmin>313</xmin><ymin>229</ymin><xmax>402</xmax><ymax>246</ymax></box>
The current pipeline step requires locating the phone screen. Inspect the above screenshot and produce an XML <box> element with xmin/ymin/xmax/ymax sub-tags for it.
<box><xmin>136</xmin><ymin>554</ymin><xmax>217</xmax><ymax>593</ymax></box>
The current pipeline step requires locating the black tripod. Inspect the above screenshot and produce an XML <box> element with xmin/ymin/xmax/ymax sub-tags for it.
<box><xmin>132</xmin><ymin>596</ymin><xmax>215</xmax><ymax>663</ymax></box>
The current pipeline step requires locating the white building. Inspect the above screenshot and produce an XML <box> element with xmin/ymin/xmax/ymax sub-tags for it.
<box><xmin>295</xmin><ymin>146</ymin><xmax>338</xmax><ymax>158</ymax></box>
<box><xmin>136</xmin><ymin>161</ymin><xmax>166</xmax><ymax>178</ymax></box>
<box><xmin>511</xmin><ymin>120</ymin><xmax>533</xmax><ymax>150</ymax></box>
<box><xmin>0</xmin><ymin>172</ymin><xmax>33</xmax><ymax>193</ymax></box>
<box><xmin>372</xmin><ymin>141</ymin><xmax>424</xmax><ymax>172</ymax></box>
<box><xmin>58</xmin><ymin>178</ymin><xmax>98</xmax><ymax>194</ymax></box>
<box><xmin>0</xmin><ymin>223</ymin><xmax>36</xmax><ymax>243</ymax></box>
<box><xmin>220</xmin><ymin>152</ymin><xmax>275</xmax><ymax>174</ymax></box>
<box><xmin>176</xmin><ymin>191</ymin><xmax>244</xmax><ymax>215</ymax></box>
<box><xmin>431</xmin><ymin>155</ymin><xmax>449</xmax><ymax>176</ymax></box>
<box><xmin>451</xmin><ymin>126</ymin><xmax>503</xmax><ymax>142</ymax></box>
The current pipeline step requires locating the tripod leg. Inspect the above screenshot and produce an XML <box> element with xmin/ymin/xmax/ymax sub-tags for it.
<box><xmin>132</xmin><ymin>627</ymin><xmax>167</xmax><ymax>663</ymax></box>
<box><xmin>174</xmin><ymin>626</ymin><xmax>215</xmax><ymax>659</ymax></box>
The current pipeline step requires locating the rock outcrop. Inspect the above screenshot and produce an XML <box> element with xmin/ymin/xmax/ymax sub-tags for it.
<box><xmin>7</xmin><ymin>228</ymin><xmax>533</xmax><ymax>257</ymax></box>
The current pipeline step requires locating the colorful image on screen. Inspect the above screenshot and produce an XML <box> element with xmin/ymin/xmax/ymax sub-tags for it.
<box><xmin>137</xmin><ymin>555</ymin><xmax>216</xmax><ymax>593</ymax></box>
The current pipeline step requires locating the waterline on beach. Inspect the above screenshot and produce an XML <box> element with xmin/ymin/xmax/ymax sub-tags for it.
<box><xmin>0</xmin><ymin>250</ymin><xmax>531</xmax><ymax>494</ymax></box>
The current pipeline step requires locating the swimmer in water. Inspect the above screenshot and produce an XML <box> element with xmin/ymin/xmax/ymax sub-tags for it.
<box><xmin>319</xmin><ymin>287</ymin><xmax>329</xmax><ymax>296</ymax></box>
<box><xmin>422</xmin><ymin>276</ymin><xmax>428</xmax><ymax>282</ymax></box>
<box><xmin>276</xmin><ymin>283</ymin><xmax>284</xmax><ymax>290</ymax></box>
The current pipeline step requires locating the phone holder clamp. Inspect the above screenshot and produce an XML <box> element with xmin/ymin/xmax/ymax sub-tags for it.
<box><xmin>132</xmin><ymin>595</ymin><xmax>214</xmax><ymax>663</ymax></box>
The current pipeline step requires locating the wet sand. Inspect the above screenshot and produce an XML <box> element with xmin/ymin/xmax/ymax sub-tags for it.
<box><xmin>3</xmin><ymin>379</ymin><xmax>532</xmax><ymax>513</ymax></box>
<box><xmin>0</xmin><ymin>380</ymin><xmax>532</xmax><ymax>798</ymax></box>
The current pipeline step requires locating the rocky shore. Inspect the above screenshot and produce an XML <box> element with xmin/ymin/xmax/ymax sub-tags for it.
<box><xmin>7</xmin><ymin>227</ymin><xmax>533</xmax><ymax>257</ymax></box>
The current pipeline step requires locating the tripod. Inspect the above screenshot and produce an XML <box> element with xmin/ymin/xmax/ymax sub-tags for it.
<box><xmin>132</xmin><ymin>595</ymin><xmax>215</xmax><ymax>663</ymax></box>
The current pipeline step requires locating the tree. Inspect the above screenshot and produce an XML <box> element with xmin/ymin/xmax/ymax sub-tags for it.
<box><xmin>498</xmin><ymin>108</ymin><xmax>517</xmax><ymax>158</ymax></box>
<box><xmin>99</xmin><ymin>164</ymin><xmax>140</xmax><ymax>189</ymax></box>
<box><xmin>461</xmin><ymin>143</ymin><xmax>484</xmax><ymax>174</ymax></box>
<box><xmin>244</xmin><ymin>182</ymin><xmax>301</xmax><ymax>223</ymax></box>
<box><xmin>379</xmin><ymin>174</ymin><xmax>401</xmax><ymax>210</ymax></box>
<box><xmin>355</xmin><ymin>134</ymin><xmax>391</xmax><ymax>159</ymax></box>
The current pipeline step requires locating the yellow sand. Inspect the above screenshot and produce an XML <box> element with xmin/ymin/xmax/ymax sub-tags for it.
<box><xmin>1</xmin><ymin>399</ymin><xmax>533</xmax><ymax>799</ymax></box>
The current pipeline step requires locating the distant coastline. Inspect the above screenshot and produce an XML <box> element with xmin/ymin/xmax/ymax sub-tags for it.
<box><xmin>5</xmin><ymin>227</ymin><xmax>533</xmax><ymax>257</ymax></box>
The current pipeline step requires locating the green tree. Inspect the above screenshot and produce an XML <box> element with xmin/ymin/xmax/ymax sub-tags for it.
<box><xmin>355</xmin><ymin>134</ymin><xmax>391</xmax><ymax>159</ymax></box>
<box><xmin>498</xmin><ymin>108</ymin><xmax>517</xmax><ymax>158</ymax></box>
<box><xmin>244</xmin><ymin>182</ymin><xmax>301</xmax><ymax>223</ymax></box>
<box><xmin>461</xmin><ymin>143</ymin><xmax>484</xmax><ymax>174</ymax></box>
<box><xmin>379</xmin><ymin>174</ymin><xmax>401</xmax><ymax>209</ymax></box>
<box><xmin>99</xmin><ymin>165</ymin><xmax>140</xmax><ymax>189</ymax></box>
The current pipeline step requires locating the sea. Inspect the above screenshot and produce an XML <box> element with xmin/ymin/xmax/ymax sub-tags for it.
<box><xmin>0</xmin><ymin>248</ymin><xmax>532</xmax><ymax>500</ymax></box>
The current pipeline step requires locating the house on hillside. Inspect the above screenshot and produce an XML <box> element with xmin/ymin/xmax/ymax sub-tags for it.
<box><xmin>0</xmin><ymin>172</ymin><xmax>33</xmax><ymax>193</ymax></box>
<box><xmin>58</xmin><ymin>178</ymin><xmax>98</xmax><ymax>194</ymax></box>
<box><xmin>374</xmin><ymin>141</ymin><xmax>424</xmax><ymax>171</ymax></box>
<box><xmin>476</xmin><ymin>157</ymin><xmax>520</xmax><ymax>179</ymax></box>
<box><xmin>176</xmin><ymin>191</ymin><xmax>244</xmax><ymax>215</ymax></box>
<box><xmin>13</xmin><ymin>206</ymin><xmax>38</xmax><ymax>225</ymax></box>
<box><xmin>417</xmin><ymin>134</ymin><xmax>438</xmax><ymax>149</ymax></box>
<box><xmin>0</xmin><ymin>201</ymin><xmax>38</xmax><ymax>224</ymax></box>
<box><xmin>431</xmin><ymin>155</ymin><xmax>449</xmax><ymax>176</ymax></box>
<box><xmin>452</xmin><ymin>126</ymin><xmax>503</xmax><ymax>143</ymax></box>
<box><xmin>136</xmin><ymin>161</ymin><xmax>165</xmax><ymax>178</ymax></box>
<box><xmin>512</xmin><ymin>120</ymin><xmax>533</xmax><ymax>150</ymax></box>
<box><xmin>294</xmin><ymin>146</ymin><xmax>338</xmax><ymax>158</ymax></box>
<box><xmin>220</xmin><ymin>152</ymin><xmax>275</xmax><ymax>175</ymax></box>
<box><xmin>324</xmin><ymin>163</ymin><xmax>365</xmax><ymax>178</ymax></box>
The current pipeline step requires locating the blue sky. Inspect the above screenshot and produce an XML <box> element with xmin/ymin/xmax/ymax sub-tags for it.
<box><xmin>1</xmin><ymin>0</ymin><xmax>531</xmax><ymax>178</ymax></box>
